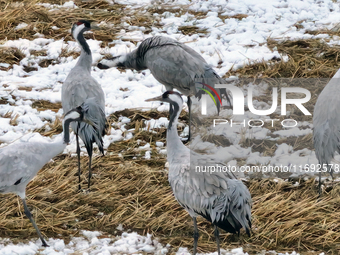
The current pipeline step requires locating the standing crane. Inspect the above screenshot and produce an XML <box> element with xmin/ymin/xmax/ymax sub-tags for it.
<box><xmin>0</xmin><ymin>101</ymin><xmax>97</xmax><ymax>247</ymax></box>
<box><xmin>313</xmin><ymin>70</ymin><xmax>340</xmax><ymax>196</ymax></box>
<box><xmin>98</xmin><ymin>36</ymin><xmax>230</xmax><ymax>140</ymax></box>
<box><xmin>145</xmin><ymin>91</ymin><xmax>251</xmax><ymax>255</ymax></box>
<box><xmin>62</xmin><ymin>20</ymin><xmax>106</xmax><ymax>190</ymax></box>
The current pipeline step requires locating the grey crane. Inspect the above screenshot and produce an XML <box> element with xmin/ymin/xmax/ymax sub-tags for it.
<box><xmin>313</xmin><ymin>70</ymin><xmax>340</xmax><ymax>196</ymax></box>
<box><xmin>0</xmin><ymin>101</ymin><xmax>97</xmax><ymax>247</ymax></box>
<box><xmin>98</xmin><ymin>36</ymin><xmax>230</xmax><ymax>140</ymax></box>
<box><xmin>62</xmin><ymin>20</ymin><xmax>106</xmax><ymax>190</ymax></box>
<box><xmin>145</xmin><ymin>91</ymin><xmax>252</xmax><ymax>255</ymax></box>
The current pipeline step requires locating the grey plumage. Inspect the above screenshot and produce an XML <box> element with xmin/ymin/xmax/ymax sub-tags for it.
<box><xmin>0</xmin><ymin>105</ymin><xmax>94</xmax><ymax>247</ymax></box>
<box><xmin>62</xmin><ymin>20</ymin><xmax>106</xmax><ymax>190</ymax></box>
<box><xmin>145</xmin><ymin>91</ymin><xmax>251</xmax><ymax>255</ymax></box>
<box><xmin>313</xmin><ymin>70</ymin><xmax>340</xmax><ymax>195</ymax></box>
<box><xmin>98</xmin><ymin>36</ymin><xmax>230</xmax><ymax>139</ymax></box>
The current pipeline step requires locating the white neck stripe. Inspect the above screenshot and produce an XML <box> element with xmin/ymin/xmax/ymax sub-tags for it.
<box><xmin>65</xmin><ymin>111</ymin><xmax>80</xmax><ymax>120</ymax></box>
<box><xmin>72</xmin><ymin>24</ymin><xmax>85</xmax><ymax>41</ymax></box>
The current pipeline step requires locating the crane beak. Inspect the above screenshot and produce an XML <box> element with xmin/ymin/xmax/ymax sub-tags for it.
<box><xmin>90</xmin><ymin>22</ymin><xmax>100</xmax><ymax>30</ymax></box>
<box><xmin>145</xmin><ymin>95</ymin><xmax>163</xmax><ymax>102</ymax></box>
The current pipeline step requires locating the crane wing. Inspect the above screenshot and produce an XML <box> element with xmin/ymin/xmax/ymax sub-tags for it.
<box><xmin>0</xmin><ymin>143</ymin><xmax>49</xmax><ymax>191</ymax></box>
<box><xmin>62</xmin><ymin>78</ymin><xmax>105</xmax><ymax>113</ymax></box>
<box><xmin>145</xmin><ymin>44</ymin><xmax>206</xmax><ymax>95</ymax></box>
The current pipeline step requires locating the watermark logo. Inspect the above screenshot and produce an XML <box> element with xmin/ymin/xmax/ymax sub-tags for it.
<box><xmin>200</xmin><ymin>84</ymin><xmax>311</xmax><ymax>116</ymax></box>
<box><xmin>195</xmin><ymin>82</ymin><xmax>222</xmax><ymax>115</ymax></box>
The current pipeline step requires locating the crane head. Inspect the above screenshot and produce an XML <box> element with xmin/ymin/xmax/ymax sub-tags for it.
<box><xmin>76</xmin><ymin>20</ymin><xmax>92</xmax><ymax>28</ymax></box>
<box><xmin>97</xmin><ymin>55</ymin><xmax>125</xmax><ymax>69</ymax></box>
<box><xmin>71</xmin><ymin>20</ymin><xmax>98</xmax><ymax>40</ymax></box>
<box><xmin>64</xmin><ymin>106</ymin><xmax>96</xmax><ymax>127</ymax></box>
<box><xmin>63</xmin><ymin>105</ymin><xmax>97</xmax><ymax>144</ymax></box>
<box><xmin>145</xmin><ymin>91</ymin><xmax>183</xmax><ymax>104</ymax></box>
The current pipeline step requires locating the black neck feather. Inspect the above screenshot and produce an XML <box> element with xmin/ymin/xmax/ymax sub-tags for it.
<box><xmin>63</xmin><ymin>118</ymin><xmax>73</xmax><ymax>143</ymax></box>
<box><xmin>168</xmin><ymin>102</ymin><xmax>179</xmax><ymax>130</ymax></box>
<box><xmin>77</xmin><ymin>32</ymin><xmax>91</xmax><ymax>55</ymax></box>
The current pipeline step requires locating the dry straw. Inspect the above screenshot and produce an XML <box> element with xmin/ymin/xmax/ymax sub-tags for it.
<box><xmin>1</xmin><ymin>154</ymin><xmax>340</xmax><ymax>254</ymax></box>
<box><xmin>1</xmin><ymin>108</ymin><xmax>340</xmax><ymax>254</ymax></box>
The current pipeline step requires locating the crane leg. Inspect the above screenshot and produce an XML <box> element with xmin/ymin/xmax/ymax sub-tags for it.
<box><xmin>319</xmin><ymin>164</ymin><xmax>334</xmax><ymax>199</ymax></box>
<box><xmin>214</xmin><ymin>225</ymin><xmax>221</xmax><ymax>255</ymax></box>
<box><xmin>76</xmin><ymin>132</ymin><xmax>81</xmax><ymax>191</ymax></box>
<box><xmin>22</xmin><ymin>199</ymin><xmax>48</xmax><ymax>247</ymax></box>
<box><xmin>187</xmin><ymin>96</ymin><xmax>192</xmax><ymax>141</ymax></box>
<box><xmin>88</xmin><ymin>150</ymin><xmax>93</xmax><ymax>189</ymax></box>
<box><xmin>329</xmin><ymin>163</ymin><xmax>334</xmax><ymax>180</ymax></box>
<box><xmin>318</xmin><ymin>170</ymin><xmax>322</xmax><ymax>198</ymax></box>
<box><xmin>193</xmin><ymin>217</ymin><xmax>199</xmax><ymax>255</ymax></box>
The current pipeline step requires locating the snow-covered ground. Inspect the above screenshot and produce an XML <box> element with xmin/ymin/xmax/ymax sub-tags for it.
<box><xmin>1</xmin><ymin>0</ymin><xmax>340</xmax><ymax>254</ymax></box>
<box><xmin>0</xmin><ymin>230</ymin><xmax>317</xmax><ymax>255</ymax></box>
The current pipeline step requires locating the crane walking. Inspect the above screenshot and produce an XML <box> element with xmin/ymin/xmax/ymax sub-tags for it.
<box><xmin>98</xmin><ymin>36</ymin><xmax>230</xmax><ymax>140</ymax></box>
<box><xmin>0</xmin><ymin>101</ymin><xmax>97</xmax><ymax>247</ymax></box>
<box><xmin>313</xmin><ymin>69</ymin><xmax>340</xmax><ymax>196</ymax></box>
<box><xmin>62</xmin><ymin>20</ymin><xmax>106</xmax><ymax>190</ymax></box>
<box><xmin>145</xmin><ymin>91</ymin><xmax>251</xmax><ymax>255</ymax></box>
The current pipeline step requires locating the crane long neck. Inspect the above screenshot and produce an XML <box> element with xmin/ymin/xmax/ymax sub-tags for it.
<box><xmin>167</xmin><ymin>102</ymin><xmax>187</xmax><ymax>160</ymax></box>
<box><xmin>76</xmin><ymin>31</ymin><xmax>92</xmax><ymax>72</ymax></box>
<box><xmin>62</xmin><ymin>116</ymin><xmax>73</xmax><ymax>144</ymax></box>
